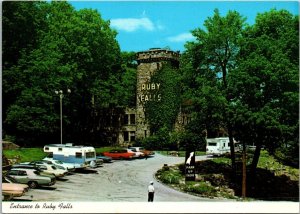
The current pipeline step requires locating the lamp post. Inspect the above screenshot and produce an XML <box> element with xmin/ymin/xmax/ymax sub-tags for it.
<box><xmin>55</xmin><ymin>89</ymin><xmax>71</xmax><ymax>144</ymax></box>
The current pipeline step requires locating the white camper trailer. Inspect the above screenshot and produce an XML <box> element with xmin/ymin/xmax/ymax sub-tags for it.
<box><xmin>43</xmin><ymin>144</ymin><xmax>97</xmax><ymax>168</ymax></box>
<box><xmin>206</xmin><ymin>137</ymin><xmax>238</xmax><ymax>156</ymax></box>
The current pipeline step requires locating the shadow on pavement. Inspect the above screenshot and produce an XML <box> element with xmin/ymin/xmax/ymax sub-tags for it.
<box><xmin>74</xmin><ymin>168</ymin><xmax>98</xmax><ymax>174</ymax></box>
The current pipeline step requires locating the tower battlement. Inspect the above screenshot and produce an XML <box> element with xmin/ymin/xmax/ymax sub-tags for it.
<box><xmin>137</xmin><ymin>48</ymin><xmax>180</xmax><ymax>63</ymax></box>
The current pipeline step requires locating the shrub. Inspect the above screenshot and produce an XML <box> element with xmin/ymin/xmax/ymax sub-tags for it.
<box><xmin>156</xmin><ymin>168</ymin><xmax>182</xmax><ymax>184</ymax></box>
<box><xmin>183</xmin><ymin>181</ymin><xmax>216</xmax><ymax>196</ymax></box>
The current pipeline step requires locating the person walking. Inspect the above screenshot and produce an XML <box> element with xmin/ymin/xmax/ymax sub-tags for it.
<box><xmin>148</xmin><ymin>181</ymin><xmax>155</xmax><ymax>202</ymax></box>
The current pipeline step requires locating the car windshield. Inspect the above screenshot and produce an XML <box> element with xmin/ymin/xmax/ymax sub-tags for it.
<box><xmin>55</xmin><ymin>160</ymin><xmax>63</xmax><ymax>164</ymax></box>
<box><xmin>4</xmin><ymin>176</ymin><xmax>18</xmax><ymax>183</ymax></box>
<box><xmin>55</xmin><ymin>165</ymin><xmax>65</xmax><ymax>170</ymax></box>
<box><xmin>51</xmin><ymin>165</ymin><xmax>57</xmax><ymax>170</ymax></box>
<box><xmin>3</xmin><ymin>176</ymin><xmax>13</xmax><ymax>183</ymax></box>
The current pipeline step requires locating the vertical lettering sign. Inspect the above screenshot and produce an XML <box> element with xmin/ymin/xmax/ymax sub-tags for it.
<box><xmin>185</xmin><ymin>150</ymin><xmax>196</xmax><ymax>181</ymax></box>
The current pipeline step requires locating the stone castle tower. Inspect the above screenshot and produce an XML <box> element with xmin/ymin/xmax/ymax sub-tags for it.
<box><xmin>135</xmin><ymin>48</ymin><xmax>180</xmax><ymax>140</ymax></box>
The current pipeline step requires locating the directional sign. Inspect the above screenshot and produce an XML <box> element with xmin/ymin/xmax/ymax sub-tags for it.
<box><xmin>185</xmin><ymin>150</ymin><xmax>195</xmax><ymax>181</ymax></box>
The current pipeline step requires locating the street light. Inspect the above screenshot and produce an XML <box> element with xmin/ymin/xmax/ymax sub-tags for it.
<box><xmin>55</xmin><ymin>89</ymin><xmax>71</xmax><ymax>144</ymax></box>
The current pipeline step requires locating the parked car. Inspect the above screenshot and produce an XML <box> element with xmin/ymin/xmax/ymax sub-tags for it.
<box><xmin>34</xmin><ymin>163</ymin><xmax>67</xmax><ymax>177</ymax></box>
<box><xmin>2</xmin><ymin>176</ymin><xmax>29</xmax><ymax>200</ymax></box>
<box><xmin>6</xmin><ymin>168</ymin><xmax>56</xmax><ymax>188</ymax></box>
<box><xmin>44</xmin><ymin>159</ymin><xmax>75</xmax><ymax>171</ymax></box>
<box><xmin>11</xmin><ymin>164</ymin><xmax>56</xmax><ymax>180</ymax></box>
<box><xmin>126</xmin><ymin>148</ymin><xmax>145</xmax><ymax>158</ymax></box>
<box><xmin>89</xmin><ymin>158</ymin><xmax>103</xmax><ymax>168</ymax></box>
<box><xmin>19</xmin><ymin>161</ymin><xmax>67</xmax><ymax>177</ymax></box>
<box><xmin>27</xmin><ymin>160</ymin><xmax>68</xmax><ymax>169</ymax></box>
<box><xmin>96</xmin><ymin>155</ymin><xmax>112</xmax><ymax>163</ymax></box>
<box><xmin>129</xmin><ymin>147</ymin><xmax>155</xmax><ymax>157</ymax></box>
<box><xmin>43</xmin><ymin>157</ymin><xmax>81</xmax><ymax>170</ymax></box>
<box><xmin>103</xmin><ymin>149</ymin><xmax>135</xmax><ymax>160</ymax></box>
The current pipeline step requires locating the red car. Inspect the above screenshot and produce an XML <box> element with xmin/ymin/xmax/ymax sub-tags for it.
<box><xmin>103</xmin><ymin>149</ymin><xmax>135</xmax><ymax>160</ymax></box>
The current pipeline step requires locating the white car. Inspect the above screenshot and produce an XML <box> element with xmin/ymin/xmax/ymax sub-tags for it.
<box><xmin>43</xmin><ymin>157</ymin><xmax>86</xmax><ymax>169</ymax></box>
<box><xmin>22</xmin><ymin>161</ymin><xmax>67</xmax><ymax>177</ymax></box>
<box><xmin>37</xmin><ymin>164</ymin><xmax>67</xmax><ymax>177</ymax></box>
<box><xmin>125</xmin><ymin>148</ymin><xmax>145</xmax><ymax>158</ymax></box>
<box><xmin>42</xmin><ymin>158</ymin><xmax>75</xmax><ymax>171</ymax></box>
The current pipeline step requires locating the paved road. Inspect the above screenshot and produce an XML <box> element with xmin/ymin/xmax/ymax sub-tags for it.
<box><xmin>17</xmin><ymin>154</ymin><xmax>228</xmax><ymax>202</ymax></box>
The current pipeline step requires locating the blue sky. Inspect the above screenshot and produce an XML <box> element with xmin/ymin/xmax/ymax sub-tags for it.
<box><xmin>70</xmin><ymin>1</ymin><xmax>299</xmax><ymax>52</ymax></box>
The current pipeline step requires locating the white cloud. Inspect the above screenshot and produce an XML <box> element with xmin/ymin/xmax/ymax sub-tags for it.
<box><xmin>167</xmin><ymin>33</ymin><xmax>195</xmax><ymax>42</ymax></box>
<box><xmin>110</xmin><ymin>18</ymin><xmax>154</xmax><ymax>32</ymax></box>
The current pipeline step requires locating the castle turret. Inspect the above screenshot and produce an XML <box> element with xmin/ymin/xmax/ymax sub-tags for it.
<box><xmin>135</xmin><ymin>48</ymin><xmax>180</xmax><ymax>140</ymax></box>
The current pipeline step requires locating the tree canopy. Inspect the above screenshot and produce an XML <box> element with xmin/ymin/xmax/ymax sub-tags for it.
<box><xmin>2</xmin><ymin>1</ymin><xmax>298</xmax><ymax>169</ymax></box>
<box><xmin>2</xmin><ymin>1</ymin><xmax>134</xmax><ymax>146</ymax></box>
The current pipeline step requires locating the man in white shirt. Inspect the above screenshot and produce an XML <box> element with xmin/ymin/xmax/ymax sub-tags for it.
<box><xmin>148</xmin><ymin>181</ymin><xmax>155</xmax><ymax>202</ymax></box>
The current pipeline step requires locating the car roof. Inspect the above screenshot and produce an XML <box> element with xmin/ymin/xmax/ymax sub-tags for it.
<box><xmin>10</xmin><ymin>168</ymin><xmax>36</xmax><ymax>171</ymax></box>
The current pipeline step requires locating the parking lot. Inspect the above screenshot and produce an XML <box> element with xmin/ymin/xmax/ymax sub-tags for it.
<box><xmin>12</xmin><ymin>154</ymin><xmax>217</xmax><ymax>202</ymax></box>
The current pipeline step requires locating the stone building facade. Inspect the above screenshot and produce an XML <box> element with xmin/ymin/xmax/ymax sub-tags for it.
<box><xmin>117</xmin><ymin>48</ymin><xmax>181</xmax><ymax>146</ymax></box>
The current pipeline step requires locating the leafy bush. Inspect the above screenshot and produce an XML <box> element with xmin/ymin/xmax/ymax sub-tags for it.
<box><xmin>156</xmin><ymin>168</ymin><xmax>182</xmax><ymax>184</ymax></box>
<box><xmin>183</xmin><ymin>181</ymin><xmax>216</xmax><ymax>195</ymax></box>
<box><xmin>141</xmin><ymin>127</ymin><xmax>178</xmax><ymax>150</ymax></box>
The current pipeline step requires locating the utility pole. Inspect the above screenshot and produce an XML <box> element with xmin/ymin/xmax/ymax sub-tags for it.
<box><xmin>242</xmin><ymin>142</ymin><xmax>247</xmax><ymax>198</ymax></box>
<box><xmin>55</xmin><ymin>89</ymin><xmax>71</xmax><ymax>144</ymax></box>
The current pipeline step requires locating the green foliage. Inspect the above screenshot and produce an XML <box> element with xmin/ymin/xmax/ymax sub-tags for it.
<box><xmin>183</xmin><ymin>181</ymin><xmax>216</xmax><ymax>195</ymax></box>
<box><xmin>2</xmin><ymin>1</ymin><xmax>131</xmax><ymax>146</ymax></box>
<box><xmin>3</xmin><ymin>148</ymin><xmax>47</xmax><ymax>163</ymax></box>
<box><xmin>181</xmin><ymin>9</ymin><xmax>245</xmax><ymax>138</ymax></box>
<box><xmin>145</xmin><ymin>64</ymin><xmax>181</xmax><ymax>134</ymax></box>
<box><xmin>177</xmin><ymin>131</ymin><xmax>206</xmax><ymax>151</ymax></box>
<box><xmin>156</xmin><ymin>168</ymin><xmax>182</xmax><ymax>184</ymax></box>
<box><xmin>228</xmin><ymin>9</ymin><xmax>299</xmax><ymax>168</ymax></box>
<box><xmin>141</xmin><ymin>127</ymin><xmax>178</xmax><ymax>150</ymax></box>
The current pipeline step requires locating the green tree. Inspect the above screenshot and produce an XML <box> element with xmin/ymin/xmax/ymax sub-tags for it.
<box><xmin>228</xmin><ymin>9</ymin><xmax>299</xmax><ymax>170</ymax></box>
<box><xmin>182</xmin><ymin>9</ymin><xmax>246</xmax><ymax>170</ymax></box>
<box><xmin>2</xmin><ymin>1</ymin><xmax>48</xmax><ymax>139</ymax></box>
<box><xmin>3</xmin><ymin>1</ymin><xmax>122</xmax><ymax>145</ymax></box>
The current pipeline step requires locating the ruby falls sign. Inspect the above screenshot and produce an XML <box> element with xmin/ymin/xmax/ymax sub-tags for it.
<box><xmin>138</xmin><ymin>83</ymin><xmax>161</xmax><ymax>103</ymax></box>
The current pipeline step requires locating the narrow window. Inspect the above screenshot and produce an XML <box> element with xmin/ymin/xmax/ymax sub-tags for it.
<box><xmin>124</xmin><ymin>114</ymin><xmax>129</xmax><ymax>125</ymax></box>
<box><xmin>130</xmin><ymin>131</ymin><xmax>135</xmax><ymax>142</ymax></box>
<box><xmin>124</xmin><ymin>131</ymin><xmax>129</xmax><ymax>141</ymax></box>
<box><xmin>130</xmin><ymin>114</ymin><xmax>136</xmax><ymax>125</ymax></box>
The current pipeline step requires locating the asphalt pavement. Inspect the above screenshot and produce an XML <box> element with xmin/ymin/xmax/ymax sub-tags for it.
<box><xmin>16</xmin><ymin>153</ymin><xmax>226</xmax><ymax>202</ymax></box>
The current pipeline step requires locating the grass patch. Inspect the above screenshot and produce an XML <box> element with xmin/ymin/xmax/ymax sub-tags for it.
<box><xmin>183</xmin><ymin>181</ymin><xmax>216</xmax><ymax>196</ymax></box>
<box><xmin>95</xmin><ymin>147</ymin><xmax>120</xmax><ymax>154</ymax></box>
<box><xmin>3</xmin><ymin>148</ymin><xmax>46</xmax><ymax>163</ymax></box>
<box><xmin>211</xmin><ymin>150</ymin><xmax>299</xmax><ymax>181</ymax></box>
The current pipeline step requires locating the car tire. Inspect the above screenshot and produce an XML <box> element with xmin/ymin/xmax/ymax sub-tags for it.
<box><xmin>28</xmin><ymin>181</ymin><xmax>38</xmax><ymax>189</ymax></box>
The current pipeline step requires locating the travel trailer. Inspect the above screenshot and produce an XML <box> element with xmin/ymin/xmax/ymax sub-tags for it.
<box><xmin>206</xmin><ymin>137</ymin><xmax>239</xmax><ymax>156</ymax></box>
<box><xmin>43</xmin><ymin>144</ymin><xmax>97</xmax><ymax>168</ymax></box>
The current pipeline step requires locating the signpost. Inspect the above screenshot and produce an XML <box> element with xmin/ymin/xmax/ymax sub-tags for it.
<box><xmin>185</xmin><ymin>149</ymin><xmax>196</xmax><ymax>181</ymax></box>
